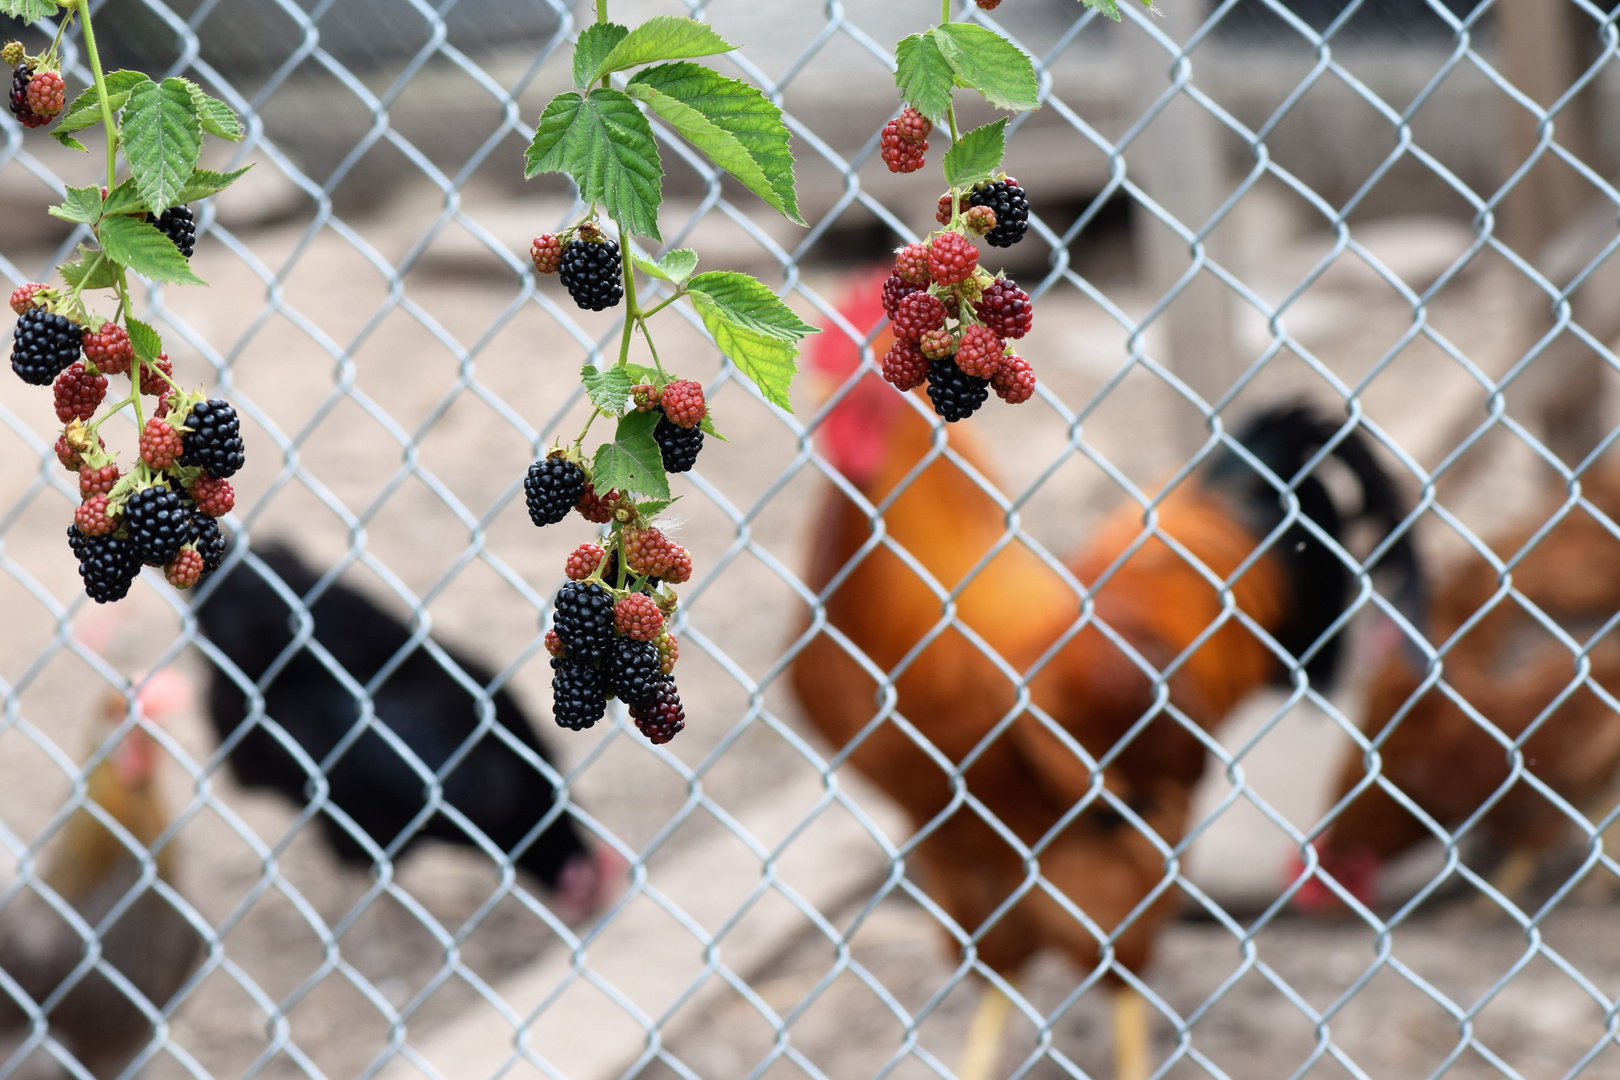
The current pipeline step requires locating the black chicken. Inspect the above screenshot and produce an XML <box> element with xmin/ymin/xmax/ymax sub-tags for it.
<box><xmin>193</xmin><ymin>544</ymin><xmax>617</xmax><ymax>919</ymax></box>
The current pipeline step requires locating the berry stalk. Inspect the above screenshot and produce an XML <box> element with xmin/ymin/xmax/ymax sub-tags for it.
<box><xmin>73</xmin><ymin>0</ymin><xmax>118</xmax><ymax>192</ymax></box>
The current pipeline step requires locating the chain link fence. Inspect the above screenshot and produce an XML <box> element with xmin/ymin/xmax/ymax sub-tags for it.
<box><xmin>1</xmin><ymin>0</ymin><xmax>1619</xmax><ymax>1077</ymax></box>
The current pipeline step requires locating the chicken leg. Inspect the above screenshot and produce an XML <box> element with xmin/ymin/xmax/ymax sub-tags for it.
<box><xmin>1113</xmin><ymin>984</ymin><xmax>1151</xmax><ymax>1080</ymax></box>
<box><xmin>956</xmin><ymin>982</ymin><xmax>1014</xmax><ymax>1080</ymax></box>
<box><xmin>1473</xmin><ymin>847</ymin><xmax>1538</xmax><ymax>915</ymax></box>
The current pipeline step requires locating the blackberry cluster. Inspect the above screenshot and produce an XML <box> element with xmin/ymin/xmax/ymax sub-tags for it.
<box><xmin>157</xmin><ymin>205</ymin><xmax>197</xmax><ymax>259</ymax></box>
<box><xmin>68</xmin><ymin>525</ymin><xmax>140</xmax><ymax>604</ymax></box>
<box><xmin>124</xmin><ymin>483</ymin><xmax>196</xmax><ymax>566</ymax></box>
<box><xmin>966</xmin><ymin>179</ymin><xmax>1029</xmax><ymax>248</ymax></box>
<box><xmin>525</xmin><ymin>455</ymin><xmax>586</xmax><ymax>527</ymax></box>
<box><xmin>654</xmin><ymin>409</ymin><xmax>703</xmax><ymax>473</ymax></box>
<box><xmin>12</xmin><ymin>309</ymin><xmax>82</xmax><ymax>386</ymax></box>
<box><xmin>559</xmin><ymin>239</ymin><xmax>624</xmax><ymax>311</ymax></box>
<box><xmin>178</xmin><ymin>398</ymin><xmax>245</xmax><ymax>477</ymax></box>
<box><xmin>925</xmin><ymin>357</ymin><xmax>990</xmax><ymax>422</ymax></box>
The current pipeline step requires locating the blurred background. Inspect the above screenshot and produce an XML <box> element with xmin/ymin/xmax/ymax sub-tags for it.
<box><xmin>2</xmin><ymin>0</ymin><xmax>1620</xmax><ymax>1078</ymax></box>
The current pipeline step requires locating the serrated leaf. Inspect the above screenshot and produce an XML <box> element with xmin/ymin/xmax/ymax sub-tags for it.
<box><xmin>101</xmin><ymin>179</ymin><xmax>146</xmax><ymax>217</ymax></box>
<box><xmin>593</xmin><ymin>410</ymin><xmax>670</xmax><ymax>499</ymax></box>
<box><xmin>176</xmin><ymin>165</ymin><xmax>251</xmax><ymax>204</ymax></box>
<box><xmin>0</xmin><ymin>0</ymin><xmax>60</xmax><ymax>23</ymax></box>
<box><xmin>581</xmin><ymin>364</ymin><xmax>635</xmax><ymax>416</ymax></box>
<box><xmin>627</xmin><ymin>63</ymin><xmax>802</xmax><ymax>225</ymax></box>
<box><xmin>894</xmin><ymin>31</ymin><xmax>955</xmax><ymax>125</ymax></box>
<box><xmin>122</xmin><ymin>77</ymin><xmax>203</xmax><ymax>214</ymax></box>
<box><xmin>574</xmin><ymin>22</ymin><xmax>629</xmax><ymax>89</ymax></box>
<box><xmin>48</xmin><ymin>185</ymin><xmax>103</xmax><ymax>225</ymax></box>
<box><xmin>699</xmin><ymin>413</ymin><xmax>727</xmax><ymax>442</ymax></box>
<box><xmin>635</xmin><ymin>497</ymin><xmax>676</xmax><ymax>517</ymax></box>
<box><xmin>97</xmin><ymin>215</ymin><xmax>205</xmax><ymax>286</ymax></box>
<box><xmin>621</xmin><ymin>361</ymin><xmax>662</xmax><ymax>386</ymax></box>
<box><xmin>685</xmin><ymin>271</ymin><xmax>816</xmax><ymax>412</ymax></box>
<box><xmin>631</xmin><ymin>247</ymin><xmax>699</xmax><ymax>285</ymax></box>
<box><xmin>57</xmin><ymin>246</ymin><xmax>118</xmax><ymax>291</ymax></box>
<box><xmin>1077</xmin><ymin>0</ymin><xmax>1124</xmax><ymax>17</ymax></box>
<box><xmin>54</xmin><ymin>71</ymin><xmax>149</xmax><ymax>137</ymax></box>
<box><xmin>51</xmin><ymin>130</ymin><xmax>87</xmax><ymax>152</ymax></box>
<box><xmin>525</xmin><ymin>88</ymin><xmax>663</xmax><ymax>241</ymax></box>
<box><xmin>185</xmin><ymin>83</ymin><xmax>243</xmax><ymax>142</ymax></box>
<box><xmin>589</xmin><ymin>15</ymin><xmax>734</xmax><ymax>84</ymax></box>
<box><xmin>943</xmin><ymin>118</ymin><xmax>1007</xmax><ymax>189</ymax></box>
<box><xmin>932</xmin><ymin>23</ymin><xmax>1039</xmax><ymax>113</ymax></box>
<box><xmin>124</xmin><ymin>316</ymin><xmax>162</xmax><ymax>365</ymax></box>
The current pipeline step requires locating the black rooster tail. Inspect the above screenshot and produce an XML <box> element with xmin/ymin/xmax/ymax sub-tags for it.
<box><xmin>1205</xmin><ymin>403</ymin><xmax>1426</xmax><ymax>687</ymax></box>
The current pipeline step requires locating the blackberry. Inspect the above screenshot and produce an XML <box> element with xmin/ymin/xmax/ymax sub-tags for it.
<box><xmin>654</xmin><ymin>410</ymin><xmax>703</xmax><ymax>473</ymax></box>
<box><xmin>882</xmin><ymin>340</ymin><xmax>929</xmax><ymax>392</ymax></box>
<box><xmin>973</xmin><ymin>278</ymin><xmax>1033</xmax><ymax>340</ymax></box>
<box><xmin>524</xmin><ymin>455</ymin><xmax>586</xmax><ymax>527</ymax></box>
<box><xmin>992</xmin><ymin>353</ymin><xmax>1037</xmax><ymax>405</ymax></box>
<box><xmin>576</xmin><ymin>481</ymin><xmax>620</xmax><ymax>523</ymax></box>
<box><xmin>926</xmin><ymin>231</ymin><xmax>978</xmax><ymax>286</ymax></box>
<box><xmin>566</xmin><ymin>542</ymin><xmax>607</xmax><ymax>582</ymax></box>
<box><xmin>558</xmin><ymin>239</ymin><xmax>623</xmax><ymax>311</ymax></box>
<box><xmin>882</xmin><ymin>274</ymin><xmax>926</xmax><ymax>321</ymax></box>
<box><xmin>156</xmin><ymin>205</ymin><xmax>196</xmax><ymax>258</ymax></box>
<box><xmin>660</xmin><ymin>380</ymin><xmax>706</xmax><ymax>428</ymax></box>
<box><xmin>68</xmin><ymin>525</ymin><xmax>141</xmax><ymax>604</ymax></box>
<box><xmin>25</xmin><ymin>70</ymin><xmax>63</xmax><ymax>119</ymax></box>
<box><xmin>879</xmin><ymin>118</ymin><xmax>926</xmax><ymax>174</ymax></box>
<box><xmin>53</xmin><ymin>361</ymin><xmax>107</xmax><ymax>423</ymax></box>
<box><xmin>892</xmin><ymin>292</ymin><xmax>947</xmax><ymax>343</ymax></box>
<box><xmin>552</xmin><ymin>580</ymin><xmax>615</xmax><ymax>661</ymax></box>
<box><xmin>606</xmin><ymin>636</ymin><xmax>661</xmax><ymax>707</ymax></box>
<box><xmin>194</xmin><ymin>515</ymin><xmax>227</xmax><ymax>576</ymax></box>
<box><xmin>124</xmin><ymin>483</ymin><xmax>196</xmax><ymax>566</ymax></box>
<box><xmin>967</xmin><ymin>179</ymin><xmax>1029</xmax><ymax>248</ymax></box>
<box><xmin>614</xmin><ymin>593</ymin><xmax>664</xmax><ymax>641</ymax></box>
<box><xmin>12</xmin><ymin>308</ymin><xmax>82</xmax><ymax>386</ymax></box>
<box><xmin>629</xmin><ymin>677</ymin><xmax>686</xmax><ymax>744</ymax></box>
<box><xmin>550</xmin><ymin>655</ymin><xmax>607</xmax><ymax>731</ymax></box>
<box><xmin>178</xmin><ymin>398</ymin><xmax>245</xmax><ymax>477</ymax></box>
<box><xmin>9</xmin><ymin>63</ymin><xmax>44</xmax><ymax>129</ymax></box>
<box><xmin>925</xmin><ymin>357</ymin><xmax>990</xmax><ymax>423</ymax></box>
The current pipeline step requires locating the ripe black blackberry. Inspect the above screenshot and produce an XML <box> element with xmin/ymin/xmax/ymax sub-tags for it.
<box><xmin>194</xmin><ymin>514</ymin><xmax>227</xmax><ymax>577</ymax></box>
<box><xmin>925</xmin><ymin>357</ymin><xmax>990</xmax><ymax>423</ymax></box>
<box><xmin>157</xmin><ymin>205</ymin><xmax>197</xmax><ymax>258</ymax></box>
<box><xmin>653</xmin><ymin>409</ymin><xmax>703</xmax><ymax>473</ymax></box>
<box><xmin>124</xmin><ymin>483</ymin><xmax>197</xmax><ymax>566</ymax></box>
<box><xmin>552</xmin><ymin>580</ymin><xmax>615</xmax><ymax>660</ymax></box>
<box><xmin>550</xmin><ymin>655</ymin><xmax>607</xmax><ymax>730</ymax></box>
<box><xmin>630</xmin><ymin>677</ymin><xmax>686</xmax><ymax>744</ymax></box>
<box><xmin>11</xmin><ymin>308</ymin><xmax>82</xmax><ymax>386</ymax></box>
<box><xmin>559</xmin><ymin>238</ymin><xmax>624</xmax><ymax>311</ymax></box>
<box><xmin>68</xmin><ymin>525</ymin><xmax>141</xmax><ymax>604</ymax></box>
<box><xmin>9</xmin><ymin>63</ymin><xmax>43</xmax><ymax>129</ymax></box>
<box><xmin>967</xmin><ymin>179</ymin><xmax>1029</xmax><ymax>248</ymax></box>
<box><xmin>524</xmin><ymin>455</ymin><xmax>586</xmax><ymax>527</ymax></box>
<box><xmin>606</xmin><ymin>636</ymin><xmax>661</xmax><ymax>707</ymax></box>
<box><xmin>178</xmin><ymin>398</ymin><xmax>246</xmax><ymax>477</ymax></box>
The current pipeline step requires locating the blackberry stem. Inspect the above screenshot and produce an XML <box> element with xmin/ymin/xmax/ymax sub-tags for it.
<box><xmin>637</xmin><ymin>319</ymin><xmax>668</xmax><ymax>380</ymax></box>
<box><xmin>615</xmin><ymin>223</ymin><xmax>640</xmax><ymax>369</ymax></box>
<box><xmin>73</xmin><ymin>0</ymin><xmax>118</xmax><ymax>193</ymax></box>
<box><xmin>638</xmin><ymin>292</ymin><xmax>682</xmax><ymax>320</ymax></box>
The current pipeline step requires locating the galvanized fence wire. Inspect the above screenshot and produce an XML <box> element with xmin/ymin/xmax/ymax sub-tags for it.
<box><xmin>0</xmin><ymin>0</ymin><xmax>1616</xmax><ymax>1076</ymax></box>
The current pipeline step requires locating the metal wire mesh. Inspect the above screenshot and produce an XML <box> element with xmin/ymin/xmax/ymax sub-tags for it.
<box><xmin>1</xmin><ymin>0</ymin><xmax>1619</xmax><ymax>1077</ymax></box>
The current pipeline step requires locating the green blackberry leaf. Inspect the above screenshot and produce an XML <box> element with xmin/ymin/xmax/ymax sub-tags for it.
<box><xmin>594</xmin><ymin>410</ymin><xmax>670</xmax><ymax>499</ymax></box>
<box><xmin>627</xmin><ymin>63</ymin><xmax>802</xmax><ymax>226</ymax></box>
<box><xmin>1081</xmin><ymin>0</ymin><xmax>1123</xmax><ymax>16</ymax></box>
<box><xmin>57</xmin><ymin>245</ymin><xmax>118</xmax><ymax>291</ymax></box>
<box><xmin>942</xmin><ymin>118</ymin><xmax>1008</xmax><ymax>190</ymax></box>
<box><xmin>182</xmin><ymin>81</ymin><xmax>243</xmax><ymax>142</ymax></box>
<box><xmin>48</xmin><ymin>185</ymin><xmax>102</xmax><ymax>225</ymax></box>
<box><xmin>574</xmin><ymin>22</ymin><xmax>629</xmax><ymax>89</ymax></box>
<box><xmin>635</xmin><ymin>498</ymin><xmax>677</xmax><ymax>517</ymax></box>
<box><xmin>54</xmin><ymin>71</ymin><xmax>150</xmax><ymax>139</ymax></box>
<box><xmin>101</xmin><ymin>179</ymin><xmax>146</xmax><ymax>217</ymax></box>
<box><xmin>176</xmin><ymin>165</ymin><xmax>252</xmax><ymax>204</ymax></box>
<box><xmin>587</xmin><ymin>16</ymin><xmax>734</xmax><ymax>84</ymax></box>
<box><xmin>699</xmin><ymin>414</ymin><xmax>727</xmax><ymax>442</ymax></box>
<box><xmin>0</xmin><ymin>0</ymin><xmax>60</xmax><ymax>23</ymax></box>
<box><xmin>121</xmin><ymin>78</ymin><xmax>203</xmax><ymax>215</ymax></box>
<box><xmin>932</xmin><ymin>24</ymin><xmax>1039</xmax><ymax>113</ymax></box>
<box><xmin>50</xmin><ymin>130</ymin><xmax>87</xmax><ymax>152</ymax></box>
<box><xmin>582</xmin><ymin>364</ymin><xmax>636</xmax><ymax>416</ymax></box>
<box><xmin>685</xmin><ymin>271</ymin><xmax>817</xmax><ymax>412</ymax></box>
<box><xmin>124</xmin><ymin>317</ymin><xmax>163</xmax><ymax>366</ymax></box>
<box><xmin>894</xmin><ymin>31</ymin><xmax>955</xmax><ymax>125</ymax></box>
<box><xmin>525</xmin><ymin>88</ymin><xmax>663</xmax><ymax>241</ymax></box>
<box><xmin>97</xmin><ymin>215</ymin><xmax>205</xmax><ymax>286</ymax></box>
<box><xmin>631</xmin><ymin>248</ymin><xmax>699</xmax><ymax>285</ymax></box>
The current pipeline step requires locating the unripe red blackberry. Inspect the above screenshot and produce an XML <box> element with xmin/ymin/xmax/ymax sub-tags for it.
<box><xmin>881</xmin><ymin>274</ymin><xmax>926</xmax><ymax>322</ymax></box>
<box><xmin>24</xmin><ymin>70</ymin><xmax>63</xmax><ymax>119</ymax></box>
<box><xmin>566</xmin><ymin>542</ymin><xmax>606</xmax><ymax>581</ymax></box>
<box><xmin>544</xmin><ymin>629</ymin><xmax>565</xmax><ymax>658</ymax></box>
<box><xmin>892</xmin><ymin>291</ymin><xmax>947</xmax><ymax>343</ymax></box>
<box><xmin>576</xmin><ymin>481</ymin><xmax>621</xmax><ymax>523</ymax></box>
<box><xmin>79</xmin><ymin>463</ymin><xmax>119</xmax><ymax>498</ymax></box>
<box><xmin>967</xmin><ymin>178</ymin><xmax>1030</xmax><ymax>248</ymax></box>
<box><xmin>139</xmin><ymin>351</ymin><xmax>172</xmax><ymax>396</ymax></box>
<box><xmin>630</xmin><ymin>677</ymin><xmax>685</xmax><ymax>744</ymax></box>
<box><xmin>624</xmin><ymin>527</ymin><xmax>673</xmax><ymax>578</ymax></box>
<box><xmin>992</xmin><ymin>353</ymin><xmax>1037</xmax><ymax>405</ymax></box>
<box><xmin>973</xmin><ymin>278</ymin><xmax>1033</xmax><ymax>340</ymax></box>
<box><xmin>53</xmin><ymin>362</ymin><xmax>106</xmax><ymax>423</ymax></box>
<box><xmin>559</xmin><ymin>238</ymin><xmax>624</xmax><ymax>311</ymax></box>
<box><xmin>156</xmin><ymin>206</ymin><xmax>196</xmax><ymax>259</ymax></box>
<box><xmin>894</xmin><ymin>106</ymin><xmax>931</xmax><ymax>145</ymax></box>
<box><xmin>615</xmin><ymin>592</ymin><xmax>664</xmax><ymax>641</ymax></box>
<box><xmin>82</xmin><ymin>323</ymin><xmax>133</xmax><ymax>375</ymax></box>
<box><xmin>976</xmin><ymin>0</ymin><xmax>1002</xmax><ymax>9</ymax></box>
<box><xmin>9</xmin><ymin>64</ymin><xmax>45</xmax><ymax>129</ymax></box>
<box><xmin>655</xmin><ymin>629</ymin><xmax>679</xmax><ymax>675</ymax></box>
<box><xmin>524</xmin><ymin>454</ymin><xmax>586</xmax><ymax>527</ymax></box>
<box><xmin>654</xmin><ymin>410</ymin><xmax>704</xmax><ymax>473</ymax></box>
<box><xmin>954</xmin><ymin>325</ymin><xmax>1005</xmax><ymax>379</ymax></box>
<box><xmin>936</xmin><ymin>193</ymin><xmax>954</xmax><ymax>226</ymax></box>
<box><xmin>74</xmin><ymin>494</ymin><xmax>118</xmax><ymax>537</ymax></box>
<box><xmin>139</xmin><ymin>417</ymin><xmax>184</xmax><ymax>469</ymax></box>
<box><xmin>660</xmin><ymin>380</ymin><xmax>706</xmax><ymax>428</ymax></box>
<box><xmin>164</xmin><ymin>547</ymin><xmax>205</xmax><ymax>589</ymax></box>
<box><xmin>530</xmin><ymin>233</ymin><xmax>562</xmax><ymax>275</ymax></box>
<box><xmin>9</xmin><ymin>282</ymin><xmax>45</xmax><ymax>315</ymax></box>
<box><xmin>662</xmin><ymin>543</ymin><xmax>692</xmax><ymax>584</ymax></box>
<box><xmin>927</xmin><ymin>232</ymin><xmax>978</xmax><ymax>286</ymax></box>
<box><xmin>12</xmin><ymin>308</ymin><xmax>82</xmax><ymax>385</ymax></box>
<box><xmin>630</xmin><ymin>384</ymin><xmax>659</xmax><ymax>412</ymax></box>
<box><xmin>882</xmin><ymin>340</ymin><xmax>929</xmax><ymax>392</ymax></box>
<box><xmin>963</xmin><ymin>206</ymin><xmax>996</xmax><ymax>236</ymax></box>
<box><xmin>187</xmin><ymin>473</ymin><xmax>235</xmax><ymax>517</ymax></box>
<box><xmin>919</xmin><ymin>327</ymin><xmax>956</xmax><ymax>361</ymax></box>
<box><xmin>893</xmin><ymin>243</ymin><xmax>930</xmax><ymax>285</ymax></box>
<box><xmin>879</xmin><ymin>118</ymin><xmax>926</xmax><ymax>174</ymax></box>
<box><xmin>56</xmin><ymin>431</ymin><xmax>102</xmax><ymax>472</ymax></box>
<box><xmin>925</xmin><ymin>357</ymin><xmax>990</xmax><ymax>423</ymax></box>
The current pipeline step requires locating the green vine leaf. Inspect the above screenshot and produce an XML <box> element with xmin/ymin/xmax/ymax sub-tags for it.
<box><xmin>581</xmin><ymin>364</ymin><xmax>636</xmax><ymax>416</ymax></box>
<box><xmin>932</xmin><ymin>23</ymin><xmax>1039</xmax><ymax>113</ymax></box>
<box><xmin>183</xmin><ymin>81</ymin><xmax>243</xmax><ymax>142</ymax></box>
<box><xmin>593</xmin><ymin>410</ymin><xmax>670</xmax><ymax>499</ymax></box>
<box><xmin>574</xmin><ymin>22</ymin><xmax>630</xmax><ymax>89</ymax></box>
<box><xmin>53</xmin><ymin>71</ymin><xmax>151</xmax><ymax>149</ymax></box>
<box><xmin>122</xmin><ymin>77</ymin><xmax>203</xmax><ymax>215</ymax></box>
<box><xmin>634</xmin><ymin>497</ymin><xmax>677</xmax><ymax>517</ymax></box>
<box><xmin>588</xmin><ymin>15</ymin><xmax>734</xmax><ymax>85</ymax></box>
<box><xmin>627</xmin><ymin>62</ymin><xmax>803</xmax><ymax>226</ymax></box>
<box><xmin>525</xmin><ymin>88</ymin><xmax>663</xmax><ymax>241</ymax></box>
<box><xmin>176</xmin><ymin>165</ymin><xmax>252</xmax><ymax>204</ymax></box>
<box><xmin>98</xmin><ymin>215</ymin><xmax>205</xmax><ymax>286</ymax></box>
<box><xmin>48</xmin><ymin>185</ymin><xmax>103</xmax><ymax>225</ymax></box>
<box><xmin>124</xmin><ymin>317</ymin><xmax>163</xmax><ymax>365</ymax></box>
<box><xmin>57</xmin><ymin>245</ymin><xmax>118</xmax><ymax>291</ymax></box>
<box><xmin>685</xmin><ymin>271</ymin><xmax>816</xmax><ymax>412</ymax></box>
<box><xmin>894</xmin><ymin>32</ymin><xmax>955</xmax><ymax>125</ymax></box>
<box><xmin>0</xmin><ymin>0</ymin><xmax>61</xmax><ymax>23</ymax></box>
<box><xmin>942</xmin><ymin>118</ymin><xmax>1008</xmax><ymax>190</ymax></box>
<box><xmin>631</xmin><ymin>248</ymin><xmax>699</xmax><ymax>285</ymax></box>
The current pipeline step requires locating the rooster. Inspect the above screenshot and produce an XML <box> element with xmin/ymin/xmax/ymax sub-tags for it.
<box><xmin>790</xmin><ymin>274</ymin><xmax>1422</xmax><ymax>1080</ymax></box>
<box><xmin>0</xmin><ymin>672</ymin><xmax>203</xmax><ymax>1079</ymax></box>
<box><xmin>1302</xmin><ymin>465</ymin><xmax>1620</xmax><ymax>913</ymax></box>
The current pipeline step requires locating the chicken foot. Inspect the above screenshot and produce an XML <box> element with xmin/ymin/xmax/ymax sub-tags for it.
<box><xmin>956</xmin><ymin>981</ymin><xmax>1015</xmax><ymax>1080</ymax></box>
<box><xmin>1113</xmin><ymin>985</ymin><xmax>1152</xmax><ymax>1080</ymax></box>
